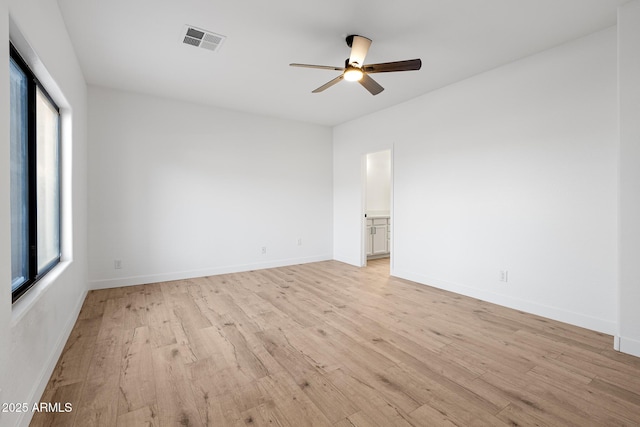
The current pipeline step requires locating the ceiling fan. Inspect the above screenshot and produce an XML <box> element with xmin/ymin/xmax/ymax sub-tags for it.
<box><xmin>290</xmin><ymin>35</ymin><xmax>421</xmax><ymax>96</ymax></box>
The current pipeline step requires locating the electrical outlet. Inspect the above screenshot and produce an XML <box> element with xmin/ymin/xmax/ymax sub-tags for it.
<box><xmin>261</xmin><ymin>247</ymin><xmax>267</xmax><ymax>255</ymax></box>
<box><xmin>114</xmin><ymin>260</ymin><xmax>122</xmax><ymax>270</ymax></box>
<box><xmin>500</xmin><ymin>270</ymin><xmax>509</xmax><ymax>282</ymax></box>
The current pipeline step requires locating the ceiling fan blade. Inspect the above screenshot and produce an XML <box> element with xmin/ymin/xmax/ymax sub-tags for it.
<box><xmin>363</xmin><ymin>59</ymin><xmax>422</xmax><ymax>73</ymax></box>
<box><xmin>290</xmin><ymin>63</ymin><xmax>345</xmax><ymax>71</ymax></box>
<box><xmin>312</xmin><ymin>75</ymin><xmax>344</xmax><ymax>93</ymax></box>
<box><xmin>348</xmin><ymin>35</ymin><xmax>372</xmax><ymax>67</ymax></box>
<box><xmin>359</xmin><ymin>73</ymin><xmax>384</xmax><ymax>96</ymax></box>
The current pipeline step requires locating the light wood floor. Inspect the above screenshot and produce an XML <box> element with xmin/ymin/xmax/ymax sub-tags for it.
<box><xmin>32</xmin><ymin>259</ymin><xmax>640</xmax><ymax>426</ymax></box>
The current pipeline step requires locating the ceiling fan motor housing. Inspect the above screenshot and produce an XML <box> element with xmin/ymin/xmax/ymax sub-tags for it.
<box><xmin>346</xmin><ymin>35</ymin><xmax>355</xmax><ymax>47</ymax></box>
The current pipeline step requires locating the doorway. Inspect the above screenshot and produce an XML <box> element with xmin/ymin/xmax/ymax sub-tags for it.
<box><xmin>362</xmin><ymin>149</ymin><xmax>392</xmax><ymax>269</ymax></box>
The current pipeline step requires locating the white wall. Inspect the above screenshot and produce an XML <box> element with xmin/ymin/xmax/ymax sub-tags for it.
<box><xmin>366</xmin><ymin>150</ymin><xmax>391</xmax><ymax>216</ymax></box>
<box><xmin>88</xmin><ymin>87</ymin><xmax>333</xmax><ymax>288</ymax></box>
<box><xmin>0</xmin><ymin>0</ymin><xmax>88</xmax><ymax>425</ymax></box>
<box><xmin>334</xmin><ymin>27</ymin><xmax>618</xmax><ymax>334</ymax></box>
<box><xmin>618</xmin><ymin>0</ymin><xmax>640</xmax><ymax>357</ymax></box>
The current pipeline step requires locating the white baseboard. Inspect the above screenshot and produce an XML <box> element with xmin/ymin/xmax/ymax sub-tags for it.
<box><xmin>393</xmin><ymin>268</ymin><xmax>616</xmax><ymax>335</ymax></box>
<box><xmin>89</xmin><ymin>255</ymin><xmax>333</xmax><ymax>290</ymax></box>
<box><xmin>17</xmin><ymin>288</ymin><xmax>87</xmax><ymax>427</ymax></box>
<box><xmin>619</xmin><ymin>335</ymin><xmax>640</xmax><ymax>358</ymax></box>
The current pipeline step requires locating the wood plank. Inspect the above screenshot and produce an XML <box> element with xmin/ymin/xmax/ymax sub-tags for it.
<box><xmin>73</xmin><ymin>302</ymin><xmax>125</xmax><ymax>427</ymax></box>
<box><xmin>256</xmin><ymin>328</ymin><xmax>322</xmax><ymax>379</ymax></box>
<box><xmin>116</xmin><ymin>405</ymin><xmax>159</xmax><ymax>427</ymax></box>
<box><xmin>220</xmin><ymin>323</ymin><xmax>272</xmax><ymax>380</ymax></box>
<box><xmin>30</xmin><ymin>382</ymin><xmax>83</xmax><ymax>427</ymax></box>
<box><xmin>78</xmin><ymin>290</ymin><xmax>107</xmax><ymax>320</ymax></box>
<box><xmin>117</xmin><ymin>326</ymin><xmax>156</xmax><ymax>415</ymax></box>
<box><xmin>408</xmin><ymin>404</ymin><xmax>461</xmax><ymax>427</ymax></box>
<box><xmin>257</xmin><ymin>371</ymin><xmax>333</xmax><ymax>427</ymax></box>
<box><xmin>145</xmin><ymin>290</ymin><xmax>177</xmax><ymax>349</ymax></box>
<box><xmin>482</xmin><ymin>371</ymin><xmax>595</xmax><ymax>426</ymax></box>
<box><xmin>121</xmin><ymin>290</ymin><xmax>149</xmax><ymax>330</ymax></box>
<box><xmin>235</xmin><ymin>401</ymin><xmax>291</xmax><ymax>427</ymax></box>
<box><xmin>383</xmin><ymin>363</ymin><xmax>507</xmax><ymax>426</ymax></box>
<box><xmin>188</xmin><ymin>356</ymin><xmax>253</xmax><ymax>401</ymax></box>
<box><xmin>299</xmin><ymin>371</ymin><xmax>359</xmax><ymax>423</ymax></box>
<box><xmin>44</xmin><ymin>317</ymin><xmax>102</xmax><ymax>388</ymax></box>
<box><xmin>152</xmin><ymin>344</ymin><xmax>204</xmax><ymax>426</ymax></box>
<box><xmin>326</xmin><ymin>369</ymin><xmax>415</xmax><ymax>427</ymax></box>
<box><xmin>255</xmin><ymin>328</ymin><xmax>357</xmax><ymax>422</ymax></box>
<box><xmin>190</xmin><ymin>372</ymin><xmax>267</xmax><ymax>426</ymax></box>
<box><xmin>495</xmin><ymin>402</ymin><xmax>549</xmax><ymax>427</ymax></box>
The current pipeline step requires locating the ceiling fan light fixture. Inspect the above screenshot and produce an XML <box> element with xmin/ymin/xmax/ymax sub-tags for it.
<box><xmin>344</xmin><ymin>67</ymin><xmax>364</xmax><ymax>82</ymax></box>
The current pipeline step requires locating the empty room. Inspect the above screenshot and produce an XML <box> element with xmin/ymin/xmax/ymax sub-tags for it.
<box><xmin>2</xmin><ymin>0</ymin><xmax>640</xmax><ymax>426</ymax></box>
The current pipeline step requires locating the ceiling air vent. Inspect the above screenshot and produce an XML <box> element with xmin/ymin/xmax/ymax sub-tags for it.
<box><xmin>182</xmin><ymin>25</ymin><xmax>226</xmax><ymax>52</ymax></box>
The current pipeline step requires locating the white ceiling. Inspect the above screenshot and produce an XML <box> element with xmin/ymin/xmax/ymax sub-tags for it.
<box><xmin>56</xmin><ymin>0</ymin><xmax>626</xmax><ymax>126</ymax></box>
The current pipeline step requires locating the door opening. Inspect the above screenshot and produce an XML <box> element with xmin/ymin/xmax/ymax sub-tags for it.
<box><xmin>362</xmin><ymin>149</ymin><xmax>392</xmax><ymax>270</ymax></box>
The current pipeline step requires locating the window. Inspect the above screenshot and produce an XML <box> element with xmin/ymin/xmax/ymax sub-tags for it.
<box><xmin>10</xmin><ymin>44</ymin><xmax>61</xmax><ymax>303</ymax></box>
